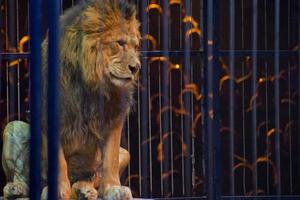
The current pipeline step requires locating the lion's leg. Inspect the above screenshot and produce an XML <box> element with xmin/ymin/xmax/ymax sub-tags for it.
<box><xmin>119</xmin><ymin>147</ymin><xmax>130</xmax><ymax>176</ymax></box>
<box><xmin>58</xmin><ymin>147</ymin><xmax>72</xmax><ymax>199</ymax></box>
<box><xmin>42</xmin><ymin>147</ymin><xmax>71</xmax><ymax>199</ymax></box>
<box><xmin>2</xmin><ymin>121</ymin><xmax>30</xmax><ymax>198</ymax></box>
<box><xmin>99</xmin><ymin>123</ymin><xmax>132</xmax><ymax>200</ymax></box>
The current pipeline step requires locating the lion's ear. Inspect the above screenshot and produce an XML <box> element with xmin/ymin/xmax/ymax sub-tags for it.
<box><xmin>118</xmin><ymin>0</ymin><xmax>137</xmax><ymax>20</ymax></box>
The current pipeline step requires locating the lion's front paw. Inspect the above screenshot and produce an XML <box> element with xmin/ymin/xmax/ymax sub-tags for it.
<box><xmin>41</xmin><ymin>182</ymin><xmax>71</xmax><ymax>200</ymax></box>
<box><xmin>59</xmin><ymin>182</ymin><xmax>71</xmax><ymax>199</ymax></box>
<box><xmin>71</xmin><ymin>181</ymin><xmax>98</xmax><ymax>200</ymax></box>
<box><xmin>3</xmin><ymin>182</ymin><xmax>28</xmax><ymax>199</ymax></box>
<box><xmin>102</xmin><ymin>186</ymin><xmax>132</xmax><ymax>200</ymax></box>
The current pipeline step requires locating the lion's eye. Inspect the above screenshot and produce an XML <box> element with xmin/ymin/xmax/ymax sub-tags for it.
<box><xmin>117</xmin><ymin>40</ymin><xmax>126</xmax><ymax>47</ymax></box>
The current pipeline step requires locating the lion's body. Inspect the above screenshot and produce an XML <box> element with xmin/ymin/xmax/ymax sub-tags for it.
<box><xmin>51</xmin><ymin>0</ymin><xmax>139</xmax><ymax>185</ymax></box>
<box><xmin>2</xmin><ymin>0</ymin><xmax>140</xmax><ymax>199</ymax></box>
<box><xmin>46</xmin><ymin>0</ymin><xmax>140</xmax><ymax>197</ymax></box>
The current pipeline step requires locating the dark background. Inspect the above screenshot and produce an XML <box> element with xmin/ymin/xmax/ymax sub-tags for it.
<box><xmin>0</xmin><ymin>0</ymin><xmax>299</xmax><ymax>198</ymax></box>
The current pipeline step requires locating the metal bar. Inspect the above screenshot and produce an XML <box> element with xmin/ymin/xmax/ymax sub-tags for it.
<box><xmin>162</xmin><ymin>0</ymin><xmax>170</xmax><ymax>197</ymax></box>
<box><xmin>251</xmin><ymin>0</ymin><xmax>258</xmax><ymax>195</ymax></box>
<box><xmin>287</xmin><ymin>0</ymin><xmax>292</xmax><ymax>194</ymax></box>
<box><xmin>203</xmin><ymin>0</ymin><xmax>221</xmax><ymax>199</ymax></box>
<box><xmin>241</xmin><ymin>0</ymin><xmax>247</xmax><ymax>194</ymax></box>
<box><xmin>183</xmin><ymin>0</ymin><xmax>192</xmax><ymax>196</ymax></box>
<box><xmin>264</xmin><ymin>0</ymin><xmax>270</xmax><ymax>194</ymax></box>
<box><xmin>0</xmin><ymin>52</ymin><xmax>30</xmax><ymax>60</ymax></box>
<box><xmin>179</xmin><ymin>3</ymin><xmax>185</xmax><ymax>194</ymax></box>
<box><xmin>169</xmin><ymin>4</ymin><xmax>174</xmax><ymax>194</ymax></box>
<box><xmin>142</xmin><ymin>50</ymin><xmax>298</xmax><ymax>57</ymax></box>
<box><xmin>212</xmin><ymin>0</ymin><xmax>221</xmax><ymax>198</ymax></box>
<box><xmin>8</xmin><ymin>0</ymin><xmax>17</xmax><ymax>121</ymax></box>
<box><xmin>140</xmin><ymin>0</ymin><xmax>150</xmax><ymax>197</ymax></box>
<box><xmin>0</xmin><ymin>3</ymin><xmax>3</xmax><ymax>191</ymax></box>
<box><xmin>190</xmin><ymin>1</ymin><xmax>195</xmax><ymax>193</ymax></box>
<box><xmin>47</xmin><ymin>0</ymin><xmax>60</xmax><ymax>199</ymax></box>
<box><xmin>16</xmin><ymin>0</ymin><xmax>20</xmax><ymax>120</ymax></box>
<box><xmin>202</xmin><ymin>0</ymin><xmax>209</xmax><ymax>197</ymax></box>
<box><xmin>1</xmin><ymin>50</ymin><xmax>299</xmax><ymax>60</ymax></box>
<box><xmin>229</xmin><ymin>0</ymin><xmax>235</xmax><ymax>196</ymax></box>
<box><xmin>156</xmin><ymin>1</ymin><xmax>163</xmax><ymax>195</ymax></box>
<box><xmin>200</xmin><ymin>1</ymin><xmax>207</xmax><ymax>196</ymax></box>
<box><xmin>274</xmin><ymin>0</ymin><xmax>281</xmax><ymax>195</ymax></box>
<box><xmin>147</xmin><ymin>0</ymin><xmax>153</xmax><ymax>194</ymax></box>
<box><xmin>29</xmin><ymin>0</ymin><xmax>42</xmax><ymax>198</ymax></box>
<box><xmin>126</xmin><ymin>116</ymin><xmax>131</xmax><ymax>189</ymax></box>
<box><xmin>298</xmin><ymin>0</ymin><xmax>300</xmax><ymax>194</ymax></box>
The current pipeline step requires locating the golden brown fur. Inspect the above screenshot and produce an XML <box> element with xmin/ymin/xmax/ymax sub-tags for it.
<box><xmin>42</xmin><ymin>0</ymin><xmax>140</xmax><ymax>199</ymax></box>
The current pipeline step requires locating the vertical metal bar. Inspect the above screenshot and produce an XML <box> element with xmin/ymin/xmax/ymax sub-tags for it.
<box><xmin>5</xmin><ymin>0</ymin><xmax>9</xmax><ymax>123</ymax></box>
<box><xmin>169</xmin><ymin>12</ymin><xmax>174</xmax><ymax>195</ymax></box>
<box><xmin>213</xmin><ymin>0</ymin><xmax>221</xmax><ymax>198</ymax></box>
<box><xmin>298</xmin><ymin>0</ymin><xmax>300</xmax><ymax>195</ymax></box>
<box><xmin>8</xmin><ymin>0</ymin><xmax>17</xmax><ymax>121</ymax></box>
<box><xmin>264</xmin><ymin>0</ymin><xmax>270</xmax><ymax>194</ymax></box>
<box><xmin>126</xmin><ymin>116</ymin><xmax>131</xmax><ymax>188</ymax></box>
<box><xmin>138</xmin><ymin>61</ymin><xmax>142</xmax><ymax>197</ymax></box>
<box><xmin>0</xmin><ymin>5</ymin><xmax>2</xmax><ymax>188</ymax></box>
<box><xmin>274</xmin><ymin>0</ymin><xmax>281</xmax><ymax>195</ymax></box>
<box><xmin>16</xmin><ymin>0</ymin><xmax>20</xmax><ymax>120</ymax></box>
<box><xmin>251</xmin><ymin>0</ymin><xmax>258</xmax><ymax>195</ymax></box>
<box><xmin>162</xmin><ymin>0</ymin><xmax>170</xmax><ymax>197</ymax></box>
<box><xmin>203</xmin><ymin>0</ymin><xmax>221</xmax><ymax>199</ymax></box>
<box><xmin>0</xmin><ymin>0</ymin><xmax>3</xmax><ymax>126</ymax></box>
<box><xmin>241</xmin><ymin>0</ymin><xmax>247</xmax><ymax>194</ymax></box>
<box><xmin>202</xmin><ymin>0</ymin><xmax>209</xmax><ymax>197</ymax></box>
<box><xmin>183</xmin><ymin>0</ymin><xmax>192</xmax><ymax>196</ymax></box>
<box><xmin>180</xmin><ymin>1</ymin><xmax>185</xmax><ymax>195</ymax></box>
<box><xmin>29</xmin><ymin>0</ymin><xmax>42</xmax><ymax>198</ymax></box>
<box><xmin>190</xmin><ymin>1</ymin><xmax>195</xmax><ymax>192</ymax></box>
<box><xmin>47</xmin><ymin>0</ymin><xmax>60</xmax><ymax>199</ymax></box>
<box><xmin>229</xmin><ymin>0</ymin><xmax>235</xmax><ymax>196</ymax></box>
<box><xmin>158</xmin><ymin>59</ymin><xmax>164</xmax><ymax>196</ymax></box>
<box><xmin>287</xmin><ymin>0</ymin><xmax>293</xmax><ymax>194</ymax></box>
<box><xmin>298</xmin><ymin>0</ymin><xmax>300</xmax><ymax>193</ymax></box>
<box><xmin>147</xmin><ymin>0</ymin><xmax>153</xmax><ymax>194</ymax></box>
<box><xmin>200</xmin><ymin>1</ymin><xmax>206</xmax><ymax>196</ymax></box>
<box><xmin>140</xmin><ymin>0</ymin><xmax>150</xmax><ymax>197</ymax></box>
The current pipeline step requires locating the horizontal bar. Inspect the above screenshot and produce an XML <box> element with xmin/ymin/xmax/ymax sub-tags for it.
<box><xmin>1</xmin><ymin>50</ymin><xmax>299</xmax><ymax>61</ymax></box>
<box><xmin>142</xmin><ymin>50</ymin><xmax>298</xmax><ymax>57</ymax></box>
<box><xmin>0</xmin><ymin>196</ymin><xmax>297</xmax><ymax>200</ymax></box>
<box><xmin>0</xmin><ymin>52</ymin><xmax>30</xmax><ymax>60</ymax></box>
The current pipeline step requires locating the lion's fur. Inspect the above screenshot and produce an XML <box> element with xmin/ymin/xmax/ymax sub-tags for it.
<box><xmin>42</xmin><ymin>0</ymin><xmax>140</xmax><ymax>184</ymax></box>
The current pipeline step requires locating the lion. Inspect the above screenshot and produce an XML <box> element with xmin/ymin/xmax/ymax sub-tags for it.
<box><xmin>2</xmin><ymin>0</ymin><xmax>140</xmax><ymax>199</ymax></box>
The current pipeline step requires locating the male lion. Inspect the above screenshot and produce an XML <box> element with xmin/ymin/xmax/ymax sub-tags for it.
<box><xmin>2</xmin><ymin>0</ymin><xmax>140</xmax><ymax>199</ymax></box>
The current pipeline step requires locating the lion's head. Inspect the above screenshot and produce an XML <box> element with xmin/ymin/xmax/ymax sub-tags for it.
<box><xmin>60</xmin><ymin>0</ymin><xmax>141</xmax><ymax>90</ymax></box>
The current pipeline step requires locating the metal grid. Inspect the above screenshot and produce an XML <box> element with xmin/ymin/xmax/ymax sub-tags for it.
<box><xmin>0</xmin><ymin>0</ymin><xmax>300</xmax><ymax>199</ymax></box>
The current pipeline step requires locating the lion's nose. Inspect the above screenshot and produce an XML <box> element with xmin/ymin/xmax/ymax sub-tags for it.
<box><xmin>128</xmin><ymin>64</ymin><xmax>140</xmax><ymax>75</ymax></box>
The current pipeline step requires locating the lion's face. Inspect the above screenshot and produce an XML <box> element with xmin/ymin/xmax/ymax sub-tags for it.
<box><xmin>60</xmin><ymin>0</ymin><xmax>141</xmax><ymax>90</ymax></box>
<box><xmin>101</xmin><ymin>21</ymin><xmax>141</xmax><ymax>87</ymax></box>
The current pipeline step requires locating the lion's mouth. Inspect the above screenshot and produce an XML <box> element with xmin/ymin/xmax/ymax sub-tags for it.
<box><xmin>110</xmin><ymin>72</ymin><xmax>133</xmax><ymax>82</ymax></box>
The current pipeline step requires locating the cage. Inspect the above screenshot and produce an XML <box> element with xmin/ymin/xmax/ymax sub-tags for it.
<box><xmin>0</xmin><ymin>0</ymin><xmax>300</xmax><ymax>199</ymax></box>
